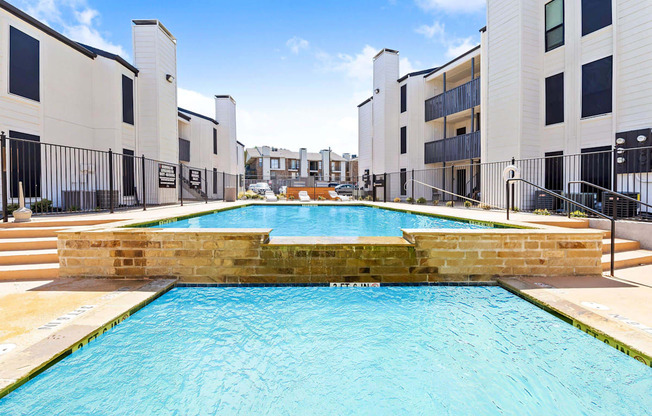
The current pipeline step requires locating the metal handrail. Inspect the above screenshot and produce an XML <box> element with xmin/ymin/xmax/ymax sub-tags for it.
<box><xmin>405</xmin><ymin>179</ymin><xmax>503</xmax><ymax>210</ymax></box>
<box><xmin>567</xmin><ymin>180</ymin><xmax>652</xmax><ymax>218</ymax></box>
<box><xmin>506</xmin><ymin>178</ymin><xmax>615</xmax><ymax>276</ymax></box>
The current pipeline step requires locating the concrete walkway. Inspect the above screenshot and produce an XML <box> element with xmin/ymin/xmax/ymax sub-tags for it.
<box><xmin>0</xmin><ymin>278</ymin><xmax>174</xmax><ymax>398</ymax></box>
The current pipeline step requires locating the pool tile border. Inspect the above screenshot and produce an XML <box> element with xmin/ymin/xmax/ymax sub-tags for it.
<box><xmin>174</xmin><ymin>281</ymin><xmax>499</xmax><ymax>288</ymax></box>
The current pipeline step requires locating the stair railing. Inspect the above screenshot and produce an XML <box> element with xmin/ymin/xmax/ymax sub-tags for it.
<box><xmin>567</xmin><ymin>180</ymin><xmax>652</xmax><ymax>222</ymax></box>
<box><xmin>506</xmin><ymin>178</ymin><xmax>616</xmax><ymax>276</ymax></box>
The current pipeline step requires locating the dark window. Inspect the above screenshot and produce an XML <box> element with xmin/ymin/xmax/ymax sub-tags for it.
<box><xmin>8</xmin><ymin>131</ymin><xmax>40</xmax><ymax>198</ymax></box>
<box><xmin>400</xmin><ymin>126</ymin><xmax>407</xmax><ymax>154</ymax></box>
<box><xmin>582</xmin><ymin>0</ymin><xmax>611</xmax><ymax>36</ymax></box>
<box><xmin>544</xmin><ymin>151</ymin><xmax>564</xmax><ymax>191</ymax></box>
<box><xmin>581</xmin><ymin>146</ymin><xmax>612</xmax><ymax>199</ymax></box>
<box><xmin>582</xmin><ymin>56</ymin><xmax>612</xmax><ymax>118</ymax></box>
<box><xmin>400</xmin><ymin>84</ymin><xmax>407</xmax><ymax>113</ymax></box>
<box><xmin>456</xmin><ymin>127</ymin><xmax>467</xmax><ymax>136</ymax></box>
<box><xmin>545</xmin><ymin>73</ymin><xmax>564</xmax><ymax>125</ymax></box>
<box><xmin>475</xmin><ymin>113</ymin><xmax>480</xmax><ymax>131</ymax></box>
<box><xmin>122</xmin><ymin>75</ymin><xmax>134</xmax><ymax>125</ymax></box>
<box><xmin>9</xmin><ymin>27</ymin><xmax>39</xmax><ymax>101</ymax></box>
<box><xmin>213</xmin><ymin>128</ymin><xmax>217</xmax><ymax>154</ymax></box>
<box><xmin>179</xmin><ymin>138</ymin><xmax>190</xmax><ymax>162</ymax></box>
<box><xmin>545</xmin><ymin>0</ymin><xmax>564</xmax><ymax>52</ymax></box>
<box><xmin>122</xmin><ymin>149</ymin><xmax>135</xmax><ymax>197</ymax></box>
<box><xmin>400</xmin><ymin>168</ymin><xmax>407</xmax><ymax>196</ymax></box>
<box><xmin>213</xmin><ymin>168</ymin><xmax>218</xmax><ymax>194</ymax></box>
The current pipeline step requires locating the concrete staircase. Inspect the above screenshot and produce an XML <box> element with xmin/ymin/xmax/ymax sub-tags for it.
<box><xmin>534</xmin><ymin>218</ymin><xmax>652</xmax><ymax>272</ymax></box>
<box><xmin>0</xmin><ymin>219</ymin><xmax>118</xmax><ymax>280</ymax></box>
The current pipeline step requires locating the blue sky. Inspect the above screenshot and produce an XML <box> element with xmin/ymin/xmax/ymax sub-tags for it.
<box><xmin>15</xmin><ymin>0</ymin><xmax>486</xmax><ymax>154</ymax></box>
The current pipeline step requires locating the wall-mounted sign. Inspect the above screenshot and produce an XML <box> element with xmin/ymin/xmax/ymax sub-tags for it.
<box><xmin>189</xmin><ymin>169</ymin><xmax>201</xmax><ymax>190</ymax></box>
<box><xmin>158</xmin><ymin>164</ymin><xmax>177</xmax><ymax>188</ymax></box>
<box><xmin>373</xmin><ymin>178</ymin><xmax>385</xmax><ymax>187</ymax></box>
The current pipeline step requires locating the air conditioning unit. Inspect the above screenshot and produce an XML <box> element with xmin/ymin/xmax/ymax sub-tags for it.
<box><xmin>534</xmin><ymin>190</ymin><xmax>562</xmax><ymax>211</ymax></box>
<box><xmin>562</xmin><ymin>192</ymin><xmax>597</xmax><ymax>214</ymax></box>
<box><xmin>602</xmin><ymin>192</ymin><xmax>639</xmax><ymax>218</ymax></box>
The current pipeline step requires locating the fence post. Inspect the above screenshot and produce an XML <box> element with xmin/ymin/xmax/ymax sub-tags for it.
<box><xmin>510</xmin><ymin>157</ymin><xmax>515</xmax><ymax>210</ymax></box>
<box><xmin>506</xmin><ymin>180</ymin><xmax>510</xmax><ymax>220</ymax></box>
<box><xmin>411</xmin><ymin>169</ymin><xmax>415</xmax><ymax>201</ymax></box>
<box><xmin>179</xmin><ymin>162</ymin><xmax>183</xmax><ymax>207</ymax></box>
<box><xmin>384</xmin><ymin>173</ymin><xmax>387</xmax><ymax>202</ymax></box>
<box><xmin>108</xmin><ymin>149</ymin><xmax>114</xmax><ymax>213</ymax></box>
<box><xmin>222</xmin><ymin>171</ymin><xmax>225</xmax><ymax>201</ymax></box>
<box><xmin>1</xmin><ymin>132</ymin><xmax>7</xmax><ymax>222</ymax></box>
<box><xmin>205</xmin><ymin>167</ymin><xmax>208</xmax><ymax>203</ymax></box>
<box><xmin>372</xmin><ymin>174</ymin><xmax>376</xmax><ymax>202</ymax></box>
<box><xmin>141</xmin><ymin>155</ymin><xmax>146</xmax><ymax>211</ymax></box>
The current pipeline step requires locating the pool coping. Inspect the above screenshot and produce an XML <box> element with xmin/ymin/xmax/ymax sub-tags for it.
<box><xmin>498</xmin><ymin>277</ymin><xmax>652</xmax><ymax>368</ymax></box>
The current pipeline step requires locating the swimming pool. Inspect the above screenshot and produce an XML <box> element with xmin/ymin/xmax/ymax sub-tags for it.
<box><xmin>1</xmin><ymin>286</ymin><xmax>649</xmax><ymax>415</ymax></box>
<box><xmin>154</xmin><ymin>205</ymin><xmax>493</xmax><ymax>236</ymax></box>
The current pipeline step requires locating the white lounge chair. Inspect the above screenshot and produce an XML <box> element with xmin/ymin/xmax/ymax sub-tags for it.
<box><xmin>264</xmin><ymin>191</ymin><xmax>278</xmax><ymax>202</ymax></box>
<box><xmin>298</xmin><ymin>191</ymin><xmax>311</xmax><ymax>202</ymax></box>
<box><xmin>328</xmin><ymin>190</ymin><xmax>349</xmax><ymax>201</ymax></box>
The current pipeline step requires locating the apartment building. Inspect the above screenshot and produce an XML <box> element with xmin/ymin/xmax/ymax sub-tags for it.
<box><xmin>482</xmin><ymin>0</ymin><xmax>652</xmax><ymax>200</ymax></box>
<box><xmin>358</xmin><ymin>47</ymin><xmax>480</xmax><ymax>199</ymax></box>
<box><xmin>245</xmin><ymin>146</ymin><xmax>349</xmax><ymax>181</ymax></box>
<box><xmin>0</xmin><ymin>1</ymin><xmax>241</xmax><ymax>208</ymax></box>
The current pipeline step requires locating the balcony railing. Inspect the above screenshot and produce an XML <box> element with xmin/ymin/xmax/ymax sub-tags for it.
<box><xmin>424</xmin><ymin>131</ymin><xmax>480</xmax><ymax>164</ymax></box>
<box><xmin>425</xmin><ymin>77</ymin><xmax>480</xmax><ymax>122</ymax></box>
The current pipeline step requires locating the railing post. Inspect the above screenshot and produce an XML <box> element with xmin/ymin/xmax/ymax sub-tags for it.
<box><xmin>567</xmin><ymin>181</ymin><xmax>571</xmax><ymax>218</ymax></box>
<box><xmin>108</xmin><ymin>149</ymin><xmax>114</xmax><ymax>213</ymax></box>
<box><xmin>141</xmin><ymin>155</ymin><xmax>146</xmax><ymax>211</ymax></box>
<box><xmin>506</xmin><ymin>180</ymin><xmax>510</xmax><ymax>220</ymax></box>
<box><xmin>383</xmin><ymin>173</ymin><xmax>387</xmax><ymax>202</ymax></box>
<box><xmin>510</xmin><ymin>157</ymin><xmax>515</xmax><ymax>210</ymax></box>
<box><xmin>204</xmin><ymin>167</ymin><xmax>208</xmax><ymax>203</ymax></box>
<box><xmin>222</xmin><ymin>171</ymin><xmax>226</xmax><ymax>201</ymax></box>
<box><xmin>1</xmin><ymin>132</ymin><xmax>7</xmax><ymax>222</ymax></box>
<box><xmin>179</xmin><ymin>162</ymin><xmax>183</xmax><ymax>207</ymax></box>
<box><xmin>372</xmin><ymin>174</ymin><xmax>376</xmax><ymax>202</ymax></box>
<box><xmin>411</xmin><ymin>169</ymin><xmax>415</xmax><ymax>201</ymax></box>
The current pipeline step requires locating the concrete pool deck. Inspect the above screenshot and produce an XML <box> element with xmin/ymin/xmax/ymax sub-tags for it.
<box><xmin>0</xmin><ymin>278</ymin><xmax>174</xmax><ymax>398</ymax></box>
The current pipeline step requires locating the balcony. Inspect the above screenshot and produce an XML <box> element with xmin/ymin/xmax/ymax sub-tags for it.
<box><xmin>425</xmin><ymin>77</ymin><xmax>480</xmax><ymax>122</ymax></box>
<box><xmin>424</xmin><ymin>131</ymin><xmax>480</xmax><ymax>164</ymax></box>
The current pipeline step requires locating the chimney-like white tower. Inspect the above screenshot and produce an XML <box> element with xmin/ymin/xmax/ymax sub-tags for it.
<box><xmin>372</xmin><ymin>48</ymin><xmax>399</xmax><ymax>175</ymax></box>
<box><xmin>215</xmin><ymin>95</ymin><xmax>238</xmax><ymax>175</ymax></box>
<box><xmin>299</xmin><ymin>148</ymin><xmax>308</xmax><ymax>178</ymax></box>
<box><xmin>320</xmin><ymin>149</ymin><xmax>330</xmax><ymax>181</ymax></box>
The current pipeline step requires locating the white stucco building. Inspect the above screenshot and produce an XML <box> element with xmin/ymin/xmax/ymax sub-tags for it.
<box><xmin>0</xmin><ymin>1</ymin><xmax>241</xmax><ymax>208</ymax></box>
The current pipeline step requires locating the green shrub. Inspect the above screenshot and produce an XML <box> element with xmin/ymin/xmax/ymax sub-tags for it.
<box><xmin>318</xmin><ymin>196</ymin><xmax>325</xmax><ymax>201</ymax></box>
<box><xmin>416</xmin><ymin>197</ymin><xmax>426</xmax><ymax>204</ymax></box>
<box><xmin>479</xmin><ymin>204</ymin><xmax>491</xmax><ymax>210</ymax></box>
<box><xmin>393</xmin><ymin>197</ymin><xmax>401</xmax><ymax>203</ymax></box>
<box><xmin>432</xmin><ymin>199</ymin><xmax>440</xmax><ymax>206</ymax></box>
<box><xmin>511</xmin><ymin>206</ymin><xmax>520</xmax><ymax>212</ymax></box>
<box><xmin>406</xmin><ymin>197</ymin><xmax>414</xmax><ymax>204</ymax></box>
<box><xmin>6</xmin><ymin>204</ymin><xmax>19</xmax><ymax>215</ymax></box>
<box><xmin>365</xmin><ymin>195</ymin><xmax>373</xmax><ymax>201</ymax></box>
<box><xmin>533</xmin><ymin>209</ymin><xmax>551</xmax><ymax>216</ymax></box>
<box><xmin>288</xmin><ymin>195</ymin><xmax>295</xmax><ymax>200</ymax></box>
<box><xmin>31</xmin><ymin>199</ymin><xmax>52</xmax><ymax>213</ymax></box>
<box><xmin>464</xmin><ymin>200</ymin><xmax>472</xmax><ymax>208</ymax></box>
<box><xmin>570</xmin><ymin>210</ymin><xmax>588</xmax><ymax>218</ymax></box>
<box><xmin>445</xmin><ymin>201</ymin><xmax>454</xmax><ymax>207</ymax></box>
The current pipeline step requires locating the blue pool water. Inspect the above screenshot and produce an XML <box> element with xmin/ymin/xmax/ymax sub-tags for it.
<box><xmin>1</xmin><ymin>286</ymin><xmax>650</xmax><ymax>415</ymax></box>
<box><xmin>156</xmin><ymin>205</ymin><xmax>491</xmax><ymax>236</ymax></box>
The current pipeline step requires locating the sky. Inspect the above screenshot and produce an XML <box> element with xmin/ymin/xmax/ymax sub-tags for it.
<box><xmin>14</xmin><ymin>0</ymin><xmax>486</xmax><ymax>155</ymax></box>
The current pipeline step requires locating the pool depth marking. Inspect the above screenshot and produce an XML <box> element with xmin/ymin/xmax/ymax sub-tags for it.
<box><xmin>37</xmin><ymin>305</ymin><xmax>96</xmax><ymax>330</ymax></box>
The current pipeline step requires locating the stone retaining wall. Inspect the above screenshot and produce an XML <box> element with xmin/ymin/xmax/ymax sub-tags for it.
<box><xmin>57</xmin><ymin>227</ymin><xmax>603</xmax><ymax>283</ymax></box>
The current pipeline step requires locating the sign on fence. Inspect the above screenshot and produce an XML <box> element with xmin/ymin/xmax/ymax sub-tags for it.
<box><xmin>158</xmin><ymin>164</ymin><xmax>176</xmax><ymax>188</ymax></box>
<box><xmin>189</xmin><ymin>169</ymin><xmax>201</xmax><ymax>190</ymax></box>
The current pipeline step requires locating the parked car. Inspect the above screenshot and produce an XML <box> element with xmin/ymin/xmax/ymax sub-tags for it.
<box><xmin>248</xmin><ymin>182</ymin><xmax>271</xmax><ymax>195</ymax></box>
<box><xmin>334</xmin><ymin>184</ymin><xmax>355</xmax><ymax>195</ymax></box>
<box><xmin>327</xmin><ymin>183</ymin><xmax>340</xmax><ymax>188</ymax></box>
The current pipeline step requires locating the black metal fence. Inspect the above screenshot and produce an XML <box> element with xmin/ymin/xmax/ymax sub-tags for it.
<box><xmin>0</xmin><ymin>133</ymin><xmax>240</xmax><ymax>220</ymax></box>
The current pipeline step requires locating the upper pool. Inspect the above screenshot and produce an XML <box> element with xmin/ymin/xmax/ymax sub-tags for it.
<box><xmin>154</xmin><ymin>205</ymin><xmax>493</xmax><ymax>236</ymax></box>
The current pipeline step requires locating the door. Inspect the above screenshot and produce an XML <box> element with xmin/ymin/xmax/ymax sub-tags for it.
<box><xmin>9</xmin><ymin>131</ymin><xmax>40</xmax><ymax>198</ymax></box>
<box><xmin>456</xmin><ymin>169</ymin><xmax>467</xmax><ymax>199</ymax></box>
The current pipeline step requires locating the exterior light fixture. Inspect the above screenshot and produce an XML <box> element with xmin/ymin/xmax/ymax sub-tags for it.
<box><xmin>166</xmin><ymin>74</ymin><xmax>175</xmax><ymax>83</ymax></box>
<box><xmin>617</xmin><ymin>149</ymin><xmax>625</xmax><ymax>154</ymax></box>
<box><xmin>637</xmin><ymin>135</ymin><xmax>647</xmax><ymax>143</ymax></box>
<box><xmin>374</xmin><ymin>88</ymin><xmax>380</xmax><ymax>94</ymax></box>
<box><xmin>617</xmin><ymin>157</ymin><xmax>626</xmax><ymax>164</ymax></box>
<box><xmin>615</xmin><ymin>137</ymin><xmax>626</xmax><ymax>145</ymax></box>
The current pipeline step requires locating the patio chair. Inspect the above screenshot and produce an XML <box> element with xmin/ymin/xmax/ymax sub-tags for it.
<box><xmin>328</xmin><ymin>190</ymin><xmax>350</xmax><ymax>201</ymax></box>
<box><xmin>298</xmin><ymin>191</ymin><xmax>311</xmax><ymax>202</ymax></box>
<box><xmin>264</xmin><ymin>191</ymin><xmax>278</xmax><ymax>202</ymax></box>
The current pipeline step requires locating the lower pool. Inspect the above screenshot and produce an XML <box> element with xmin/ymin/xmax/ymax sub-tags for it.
<box><xmin>154</xmin><ymin>205</ymin><xmax>492</xmax><ymax>236</ymax></box>
<box><xmin>1</xmin><ymin>286</ymin><xmax>650</xmax><ymax>415</ymax></box>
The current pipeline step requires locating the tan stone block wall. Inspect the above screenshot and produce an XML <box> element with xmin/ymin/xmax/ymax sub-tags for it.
<box><xmin>57</xmin><ymin>227</ymin><xmax>603</xmax><ymax>283</ymax></box>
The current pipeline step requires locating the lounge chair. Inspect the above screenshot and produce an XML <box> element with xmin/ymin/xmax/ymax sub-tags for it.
<box><xmin>328</xmin><ymin>190</ymin><xmax>350</xmax><ymax>201</ymax></box>
<box><xmin>298</xmin><ymin>191</ymin><xmax>311</xmax><ymax>202</ymax></box>
<box><xmin>264</xmin><ymin>191</ymin><xmax>278</xmax><ymax>202</ymax></box>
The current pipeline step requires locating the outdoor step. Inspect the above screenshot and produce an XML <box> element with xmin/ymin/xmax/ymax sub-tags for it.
<box><xmin>0</xmin><ymin>219</ymin><xmax>117</xmax><ymax>228</ymax></box>
<box><xmin>0</xmin><ymin>262</ymin><xmax>59</xmax><ymax>280</ymax></box>
<box><xmin>602</xmin><ymin>238</ymin><xmax>640</xmax><ymax>254</ymax></box>
<box><xmin>528</xmin><ymin>218</ymin><xmax>590</xmax><ymax>229</ymax></box>
<box><xmin>0</xmin><ymin>227</ymin><xmax>64</xmax><ymax>238</ymax></box>
<box><xmin>602</xmin><ymin>250</ymin><xmax>652</xmax><ymax>271</ymax></box>
<box><xmin>0</xmin><ymin>249</ymin><xmax>59</xmax><ymax>266</ymax></box>
<box><xmin>0</xmin><ymin>237</ymin><xmax>58</xmax><ymax>251</ymax></box>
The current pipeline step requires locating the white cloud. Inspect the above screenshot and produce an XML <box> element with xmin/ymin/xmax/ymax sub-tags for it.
<box><xmin>178</xmin><ymin>88</ymin><xmax>215</xmax><ymax>117</ymax></box>
<box><xmin>415</xmin><ymin>20</ymin><xmax>479</xmax><ymax>59</ymax></box>
<box><xmin>445</xmin><ymin>37</ymin><xmax>476</xmax><ymax>58</ymax></box>
<box><xmin>286</xmin><ymin>36</ymin><xmax>309</xmax><ymax>54</ymax></box>
<box><xmin>415</xmin><ymin>0</ymin><xmax>486</xmax><ymax>14</ymax></box>
<box><xmin>18</xmin><ymin>0</ymin><xmax>128</xmax><ymax>58</ymax></box>
<box><xmin>415</xmin><ymin>21</ymin><xmax>445</xmax><ymax>41</ymax></box>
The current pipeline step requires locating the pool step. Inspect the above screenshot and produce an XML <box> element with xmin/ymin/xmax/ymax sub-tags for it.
<box><xmin>602</xmin><ymin>238</ymin><xmax>640</xmax><ymax>254</ymax></box>
<box><xmin>0</xmin><ymin>219</ymin><xmax>118</xmax><ymax>228</ymax></box>
<box><xmin>602</xmin><ymin>250</ymin><xmax>652</xmax><ymax>271</ymax></box>
<box><xmin>0</xmin><ymin>227</ymin><xmax>64</xmax><ymax>239</ymax></box>
<box><xmin>0</xmin><ymin>249</ymin><xmax>59</xmax><ymax>266</ymax></box>
<box><xmin>0</xmin><ymin>237</ymin><xmax>58</xmax><ymax>251</ymax></box>
<box><xmin>0</xmin><ymin>262</ymin><xmax>59</xmax><ymax>280</ymax></box>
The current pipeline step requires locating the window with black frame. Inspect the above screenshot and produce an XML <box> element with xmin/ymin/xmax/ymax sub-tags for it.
<box><xmin>400</xmin><ymin>169</ymin><xmax>407</xmax><ymax>196</ymax></box>
<box><xmin>122</xmin><ymin>149</ymin><xmax>135</xmax><ymax>197</ymax></box>
<box><xmin>582</xmin><ymin>0</ymin><xmax>611</xmax><ymax>36</ymax></box>
<box><xmin>400</xmin><ymin>127</ymin><xmax>407</xmax><ymax>154</ymax></box>
<box><xmin>9</xmin><ymin>27</ymin><xmax>39</xmax><ymax>101</ymax></box>
<box><xmin>400</xmin><ymin>85</ymin><xmax>407</xmax><ymax>113</ymax></box>
<box><xmin>545</xmin><ymin>0</ymin><xmax>564</xmax><ymax>52</ymax></box>
<box><xmin>122</xmin><ymin>76</ymin><xmax>134</xmax><ymax>125</ymax></box>
<box><xmin>582</xmin><ymin>56</ymin><xmax>612</xmax><ymax>118</ymax></box>
<box><xmin>545</xmin><ymin>73</ymin><xmax>564</xmax><ymax>125</ymax></box>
